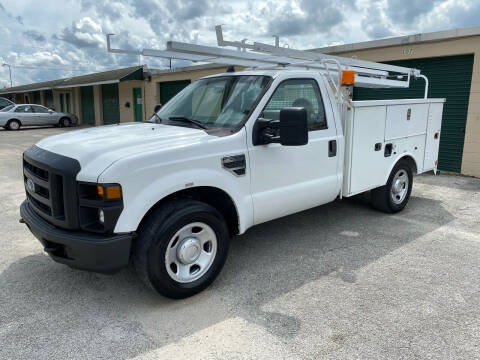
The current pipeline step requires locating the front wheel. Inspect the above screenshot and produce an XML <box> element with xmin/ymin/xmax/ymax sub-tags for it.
<box><xmin>7</xmin><ymin>120</ymin><xmax>20</xmax><ymax>130</ymax></box>
<box><xmin>60</xmin><ymin>117</ymin><xmax>71</xmax><ymax>127</ymax></box>
<box><xmin>371</xmin><ymin>160</ymin><xmax>413</xmax><ymax>213</ymax></box>
<box><xmin>133</xmin><ymin>199</ymin><xmax>230</xmax><ymax>299</ymax></box>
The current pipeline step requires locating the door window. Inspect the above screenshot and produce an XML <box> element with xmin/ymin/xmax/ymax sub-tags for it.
<box><xmin>32</xmin><ymin>105</ymin><xmax>49</xmax><ymax>113</ymax></box>
<box><xmin>263</xmin><ymin>78</ymin><xmax>327</xmax><ymax>131</ymax></box>
<box><xmin>15</xmin><ymin>105</ymin><xmax>33</xmax><ymax>113</ymax></box>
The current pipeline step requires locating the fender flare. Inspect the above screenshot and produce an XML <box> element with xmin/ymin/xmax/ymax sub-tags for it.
<box><xmin>384</xmin><ymin>154</ymin><xmax>419</xmax><ymax>185</ymax></box>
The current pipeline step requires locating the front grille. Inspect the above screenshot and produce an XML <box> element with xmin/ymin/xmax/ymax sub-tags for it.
<box><xmin>23</xmin><ymin>146</ymin><xmax>81</xmax><ymax>229</ymax></box>
<box><xmin>24</xmin><ymin>161</ymin><xmax>48</xmax><ymax>181</ymax></box>
<box><xmin>24</xmin><ymin>159</ymin><xmax>62</xmax><ymax>220</ymax></box>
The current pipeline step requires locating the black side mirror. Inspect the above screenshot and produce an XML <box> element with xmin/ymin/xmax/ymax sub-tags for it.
<box><xmin>279</xmin><ymin>107</ymin><xmax>308</xmax><ymax>146</ymax></box>
<box><xmin>253</xmin><ymin>107</ymin><xmax>308</xmax><ymax>146</ymax></box>
<box><xmin>154</xmin><ymin>104</ymin><xmax>162</xmax><ymax>113</ymax></box>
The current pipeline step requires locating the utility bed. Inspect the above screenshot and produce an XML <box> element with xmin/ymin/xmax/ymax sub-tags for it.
<box><xmin>343</xmin><ymin>98</ymin><xmax>445</xmax><ymax>197</ymax></box>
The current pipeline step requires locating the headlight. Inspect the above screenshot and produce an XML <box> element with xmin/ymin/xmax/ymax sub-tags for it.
<box><xmin>78</xmin><ymin>182</ymin><xmax>123</xmax><ymax>233</ymax></box>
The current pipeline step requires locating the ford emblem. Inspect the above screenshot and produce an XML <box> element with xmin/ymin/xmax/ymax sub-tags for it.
<box><xmin>26</xmin><ymin>178</ymin><xmax>35</xmax><ymax>193</ymax></box>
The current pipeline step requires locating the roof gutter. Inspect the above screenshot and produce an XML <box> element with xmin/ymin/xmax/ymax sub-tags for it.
<box><xmin>54</xmin><ymin>79</ymin><xmax>120</xmax><ymax>89</ymax></box>
<box><xmin>0</xmin><ymin>86</ymin><xmax>53</xmax><ymax>94</ymax></box>
<box><xmin>313</xmin><ymin>26</ymin><xmax>480</xmax><ymax>54</ymax></box>
<box><xmin>0</xmin><ymin>79</ymin><xmax>121</xmax><ymax>94</ymax></box>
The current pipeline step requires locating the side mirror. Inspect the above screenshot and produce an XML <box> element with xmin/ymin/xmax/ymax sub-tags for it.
<box><xmin>279</xmin><ymin>107</ymin><xmax>308</xmax><ymax>146</ymax></box>
<box><xmin>48</xmin><ymin>110</ymin><xmax>54</xmax><ymax>114</ymax></box>
<box><xmin>154</xmin><ymin>104</ymin><xmax>162</xmax><ymax>113</ymax></box>
<box><xmin>253</xmin><ymin>107</ymin><xmax>308</xmax><ymax>146</ymax></box>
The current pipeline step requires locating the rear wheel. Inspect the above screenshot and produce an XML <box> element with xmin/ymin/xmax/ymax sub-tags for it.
<box><xmin>7</xmin><ymin>119</ymin><xmax>20</xmax><ymax>131</ymax></box>
<box><xmin>133</xmin><ymin>199</ymin><xmax>230</xmax><ymax>299</ymax></box>
<box><xmin>60</xmin><ymin>117</ymin><xmax>71</xmax><ymax>127</ymax></box>
<box><xmin>371</xmin><ymin>160</ymin><xmax>413</xmax><ymax>213</ymax></box>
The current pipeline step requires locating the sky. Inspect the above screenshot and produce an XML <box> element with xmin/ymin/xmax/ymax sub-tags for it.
<box><xmin>1</xmin><ymin>0</ymin><xmax>479</xmax><ymax>88</ymax></box>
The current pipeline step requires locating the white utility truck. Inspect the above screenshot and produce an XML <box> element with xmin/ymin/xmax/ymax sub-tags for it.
<box><xmin>20</xmin><ymin>28</ymin><xmax>444</xmax><ymax>298</ymax></box>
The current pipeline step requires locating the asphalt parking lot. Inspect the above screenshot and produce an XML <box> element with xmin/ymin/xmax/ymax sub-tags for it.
<box><xmin>1</xmin><ymin>126</ymin><xmax>480</xmax><ymax>359</ymax></box>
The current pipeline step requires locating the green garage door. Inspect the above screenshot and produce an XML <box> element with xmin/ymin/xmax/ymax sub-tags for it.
<box><xmin>354</xmin><ymin>54</ymin><xmax>474</xmax><ymax>173</ymax></box>
<box><xmin>33</xmin><ymin>91</ymin><xmax>41</xmax><ymax>104</ymax></box>
<box><xmin>102</xmin><ymin>83</ymin><xmax>120</xmax><ymax>125</ymax></box>
<box><xmin>45</xmin><ymin>90</ymin><xmax>54</xmax><ymax>109</ymax></box>
<box><xmin>60</xmin><ymin>94</ymin><xmax>65</xmax><ymax>112</ymax></box>
<box><xmin>81</xmin><ymin>86</ymin><xmax>95</xmax><ymax>125</ymax></box>
<box><xmin>160</xmin><ymin>80</ymin><xmax>191</xmax><ymax>105</ymax></box>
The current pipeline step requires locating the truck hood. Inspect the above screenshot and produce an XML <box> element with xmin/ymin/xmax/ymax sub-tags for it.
<box><xmin>35</xmin><ymin>122</ymin><xmax>211</xmax><ymax>180</ymax></box>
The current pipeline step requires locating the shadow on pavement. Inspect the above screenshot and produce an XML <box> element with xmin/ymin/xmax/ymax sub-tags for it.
<box><xmin>0</xmin><ymin>194</ymin><xmax>454</xmax><ymax>359</ymax></box>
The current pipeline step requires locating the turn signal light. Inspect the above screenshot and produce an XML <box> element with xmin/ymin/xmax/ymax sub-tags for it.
<box><xmin>97</xmin><ymin>185</ymin><xmax>104</xmax><ymax>198</ymax></box>
<box><xmin>341</xmin><ymin>70</ymin><xmax>355</xmax><ymax>86</ymax></box>
<box><xmin>97</xmin><ymin>185</ymin><xmax>122</xmax><ymax>200</ymax></box>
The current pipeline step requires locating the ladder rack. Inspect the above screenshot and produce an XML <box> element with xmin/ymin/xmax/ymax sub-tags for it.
<box><xmin>106</xmin><ymin>26</ymin><xmax>429</xmax><ymax>97</ymax></box>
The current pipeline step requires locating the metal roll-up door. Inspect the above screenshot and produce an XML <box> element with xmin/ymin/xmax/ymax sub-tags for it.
<box><xmin>33</xmin><ymin>91</ymin><xmax>41</xmax><ymax>104</ymax></box>
<box><xmin>81</xmin><ymin>86</ymin><xmax>95</xmax><ymax>125</ymax></box>
<box><xmin>102</xmin><ymin>83</ymin><xmax>120</xmax><ymax>125</ymax></box>
<box><xmin>159</xmin><ymin>80</ymin><xmax>191</xmax><ymax>106</ymax></box>
<box><xmin>354</xmin><ymin>54</ymin><xmax>474</xmax><ymax>173</ymax></box>
<box><xmin>45</xmin><ymin>90</ymin><xmax>54</xmax><ymax>109</ymax></box>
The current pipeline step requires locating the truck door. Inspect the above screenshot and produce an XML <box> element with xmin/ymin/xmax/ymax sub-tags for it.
<box><xmin>247</xmin><ymin>76</ymin><xmax>340</xmax><ymax>225</ymax></box>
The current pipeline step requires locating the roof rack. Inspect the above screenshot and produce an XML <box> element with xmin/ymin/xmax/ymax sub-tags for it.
<box><xmin>106</xmin><ymin>26</ymin><xmax>429</xmax><ymax>99</ymax></box>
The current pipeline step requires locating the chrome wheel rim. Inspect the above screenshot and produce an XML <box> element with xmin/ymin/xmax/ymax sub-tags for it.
<box><xmin>10</xmin><ymin>121</ymin><xmax>19</xmax><ymax>130</ymax></box>
<box><xmin>165</xmin><ymin>222</ymin><xmax>217</xmax><ymax>283</ymax></box>
<box><xmin>391</xmin><ymin>169</ymin><xmax>409</xmax><ymax>204</ymax></box>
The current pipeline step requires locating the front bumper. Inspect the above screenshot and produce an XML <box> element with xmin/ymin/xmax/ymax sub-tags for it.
<box><xmin>20</xmin><ymin>200</ymin><xmax>133</xmax><ymax>273</ymax></box>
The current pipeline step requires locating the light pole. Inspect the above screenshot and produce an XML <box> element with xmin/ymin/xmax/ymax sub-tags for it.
<box><xmin>2</xmin><ymin>63</ymin><xmax>12</xmax><ymax>88</ymax></box>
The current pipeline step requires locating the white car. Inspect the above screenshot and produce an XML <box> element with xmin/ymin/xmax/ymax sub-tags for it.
<box><xmin>0</xmin><ymin>104</ymin><xmax>77</xmax><ymax>130</ymax></box>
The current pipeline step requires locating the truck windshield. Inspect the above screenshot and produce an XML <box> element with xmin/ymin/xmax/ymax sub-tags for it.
<box><xmin>150</xmin><ymin>75</ymin><xmax>271</xmax><ymax>129</ymax></box>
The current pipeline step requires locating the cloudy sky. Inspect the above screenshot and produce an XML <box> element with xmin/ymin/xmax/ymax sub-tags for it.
<box><xmin>1</xmin><ymin>0</ymin><xmax>479</xmax><ymax>88</ymax></box>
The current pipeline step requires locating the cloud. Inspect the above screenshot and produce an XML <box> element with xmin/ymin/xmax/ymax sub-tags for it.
<box><xmin>386</xmin><ymin>0</ymin><xmax>440</xmax><ymax>25</ymax></box>
<box><xmin>266</xmin><ymin>0</ymin><xmax>354</xmax><ymax>36</ymax></box>
<box><xmin>58</xmin><ymin>17</ymin><xmax>105</xmax><ymax>48</ymax></box>
<box><xmin>23</xmin><ymin>30</ymin><xmax>46</xmax><ymax>43</ymax></box>
<box><xmin>361</xmin><ymin>0</ymin><xmax>394</xmax><ymax>39</ymax></box>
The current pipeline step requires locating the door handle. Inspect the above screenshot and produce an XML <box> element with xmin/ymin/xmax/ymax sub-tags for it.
<box><xmin>328</xmin><ymin>140</ymin><xmax>337</xmax><ymax>157</ymax></box>
<box><xmin>384</xmin><ymin>143</ymin><xmax>393</xmax><ymax>157</ymax></box>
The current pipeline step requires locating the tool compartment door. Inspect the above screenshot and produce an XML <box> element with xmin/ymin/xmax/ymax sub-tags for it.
<box><xmin>348</xmin><ymin>106</ymin><xmax>388</xmax><ymax>194</ymax></box>
<box><xmin>385</xmin><ymin>104</ymin><xmax>429</xmax><ymax>140</ymax></box>
<box><xmin>424</xmin><ymin>103</ymin><xmax>444</xmax><ymax>171</ymax></box>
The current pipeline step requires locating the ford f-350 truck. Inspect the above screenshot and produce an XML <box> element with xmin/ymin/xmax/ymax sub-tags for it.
<box><xmin>20</xmin><ymin>68</ymin><xmax>444</xmax><ymax>298</ymax></box>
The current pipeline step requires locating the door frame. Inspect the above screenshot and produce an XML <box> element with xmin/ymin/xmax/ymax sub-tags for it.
<box><xmin>132</xmin><ymin>87</ymin><xmax>143</xmax><ymax>122</ymax></box>
<box><xmin>245</xmin><ymin>73</ymin><xmax>342</xmax><ymax>225</ymax></box>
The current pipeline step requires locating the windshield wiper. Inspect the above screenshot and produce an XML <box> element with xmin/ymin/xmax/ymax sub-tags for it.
<box><xmin>168</xmin><ymin>116</ymin><xmax>208</xmax><ymax>130</ymax></box>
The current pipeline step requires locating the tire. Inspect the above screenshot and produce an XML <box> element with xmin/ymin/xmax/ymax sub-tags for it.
<box><xmin>7</xmin><ymin>119</ymin><xmax>20</xmax><ymax>131</ymax></box>
<box><xmin>133</xmin><ymin>199</ymin><xmax>230</xmax><ymax>299</ymax></box>
<box><xmin>371</xmin><ymin>160</ymin><xmax>413</xmax><ymax>213</ymax></box>
<box><xmin>60</xmin><ymin>117</ymin><xmax>71</xmax><ymax>127</ymax></box>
